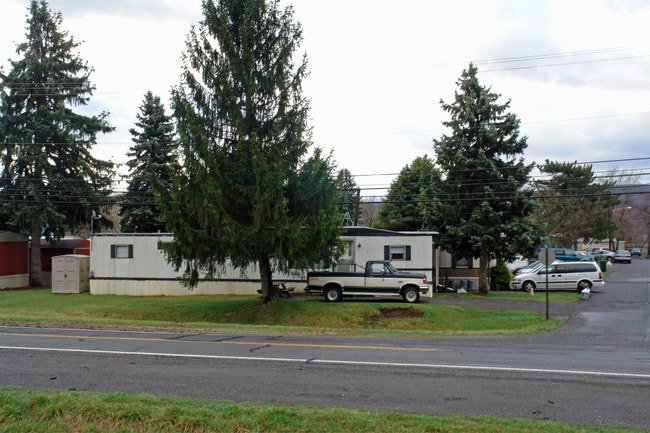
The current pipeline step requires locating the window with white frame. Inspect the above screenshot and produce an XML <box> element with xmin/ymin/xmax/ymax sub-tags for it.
<box><xmin>454</xmin><ymin>255</ymin><xmax>471</xmax><ymax>268</ymax></box>
<box><xmin>110</xmin><ymin>244</ymin><xmax>133</xmax><ymax>259</ymax></box>
<box><xmin>384</xmin><ymin>245</ymin><xmax>411</xmax><ymax>261</ymax></box>
<box><xmin>344</xmin><ymin>240</ymin><xmax>354</xmax><ymax>259</ymax></box>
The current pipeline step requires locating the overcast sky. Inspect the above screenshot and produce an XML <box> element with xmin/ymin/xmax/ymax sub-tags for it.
<box><xmin>2</xmin><ymin>0</ymin><xmax>649</xmax><ymax>197</ymax></box>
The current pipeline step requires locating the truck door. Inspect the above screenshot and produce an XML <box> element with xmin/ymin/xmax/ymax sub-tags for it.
<box><xmin>368</xmin><ymin>262</ymin><xmax>401</xmax><ymax>293</ymax></box>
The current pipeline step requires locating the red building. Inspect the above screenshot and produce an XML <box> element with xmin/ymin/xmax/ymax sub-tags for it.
<box><xmin>40</xmin><ymin>238</ymin><xmax>90</xmax><ymax>271</ymax></box>
<box><xmin>0</xmin><ymin>231</ymin><xmax>30</xmax><ymax>289</ymax></box>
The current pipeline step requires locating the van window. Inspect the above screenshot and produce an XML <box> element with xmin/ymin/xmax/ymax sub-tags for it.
<box><xmin>578</xmin><ymin>263</ymin><xmax>595</xmax><ymax>272</ymax></box>
<box><xmin>555</xmin><ymin>263</ymin><xmax>571</xmax><ymax>273</ymax></box>
<box><xmin>551</xmin><ymin>262</ymin><xmax>597</xmax><ymax>274</ymax></box>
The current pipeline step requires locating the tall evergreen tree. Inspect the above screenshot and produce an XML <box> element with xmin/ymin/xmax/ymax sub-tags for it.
<box><xmin>433</xmin><ymin>64</ymin><xmax>542</xmax><ymax>294</ymax></box>
<box><xmin>534</xmin><ymin>160</ymin><xmax>618</xmax><ymax>248</ymax></box>
<box><xmin>120</xmin><ymin>91</ymin><xmax>178</xmax><ymax>233</ymax></box>
<box><xmin>336</xmin><ymin>168</ymin><xmax>359</xmax><ymax>225</ymax></box>
<box><xmin>0</xmin><ymin>0</ymin><xmax>114</xmax><ymax>286</ymax></box>
<box><xmin>377</xmin><ymin>155</ymin><xmax>441</xmax><ymax>231</ymax></box>
<box><xmin>156</xmin><ymin>0</ymin><xmax>342</xmax><ymax>302</ymax></box>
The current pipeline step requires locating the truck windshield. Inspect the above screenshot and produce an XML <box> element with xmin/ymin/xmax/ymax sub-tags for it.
<box><xmin>383</xmin><ymin>262</ymin><xmax>397</xmax><ymax>273</ymax></box>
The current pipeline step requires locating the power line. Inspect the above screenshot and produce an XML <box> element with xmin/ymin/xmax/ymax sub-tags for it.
<box><xmin>482</xmin><ymin>53</ymin><xmax>650</xmax><ymax>73</ymax></box>
<box><xmin>387</xmin><ymin>111</ymin><xmax>650</xmax><ymax>135</ymax></box>
<box><xmin>353</xmin><ymin>158</ymin><xmax>650</xmax><ymax>187</ymax></box>
<box><xmin>473</xmin><ymin>47</ymin><xmax>635</xmax><ymax>66</ymax></box>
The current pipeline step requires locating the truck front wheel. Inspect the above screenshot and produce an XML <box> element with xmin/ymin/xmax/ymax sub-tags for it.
<box><xmin>323</xmin><ymin>286</ymin><xmax>342</xmax><ymax>302</ymax></box>
<box><xmin>403</xmin><ymin>287</ymin><xmax>420</xmax><ymax>303</ymax></box>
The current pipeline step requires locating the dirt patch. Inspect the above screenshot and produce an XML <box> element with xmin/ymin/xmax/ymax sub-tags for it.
<box><xmin>365</xmin><ymin>306</ymin><xmax>423</xmax><ymax>322</ymax></box>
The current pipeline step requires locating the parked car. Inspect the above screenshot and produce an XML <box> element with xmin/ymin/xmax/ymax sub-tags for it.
<box><xmin>507</xmin><ymin>256</ymin><xmax>531</xmax><ymax>272</ymax></box>
<box><xmin>546</xmin><ymin>247</ymin><xmax>594</xmax><ymax>262</ymax></box>
<box><xmin>586</xmin><ymin>247</ymin><xmax>615</xmax><ymax>262</ymax></box>
<box><xmin>630</xmin><ymin>248</ymin><xmax>641</xmax><ymax>257</ymax></box>
<box><xmin>514</xmin><ymin>260</ymin><xmax>544</xmax><ymax>276</ymax></box>
<box><xmin>511</xmin><ymin>261</ymin><xmax>605</xmax><ymax>292</ymax></box>
<box><xmin>613</xmin><ymin>249</ymin><xmax>632</xmax><ymax>264</ymax></box>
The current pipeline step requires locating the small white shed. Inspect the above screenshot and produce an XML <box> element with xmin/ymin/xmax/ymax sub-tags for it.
<box><xmin>52</xmin><ymin>254</ymin><xmax>90</xmax><ymax>294</ymax></box>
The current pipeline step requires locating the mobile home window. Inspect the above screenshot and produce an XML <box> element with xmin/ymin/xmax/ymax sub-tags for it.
<box><xmin>110</xmin><ymin>244</ymin><xmax>134</xmax><ymax>259</ymax></box>
<box><xmin>384</xmin><ymin>245</ymin><xmax>411</xmax><ymax>261</ymax></box>
<box><xmin>344</xmin><ymin>241</ymin><xmax>354</xmax><ymax>258</ymax></box>
<box><xmin>157</xmin><ymin>240</ymin><xmax>171</xmax><ymax>250</ymax></box>
<box><xmin>454</xmin><ymin>256</ymin><xmax>471</xmax><ymax>268</ymax></box>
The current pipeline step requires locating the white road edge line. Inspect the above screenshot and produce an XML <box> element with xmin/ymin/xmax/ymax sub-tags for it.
<box><xmin>2</xmin><ymin>345</ymin><xmax>649</xmax><ymax>380</ymax></box>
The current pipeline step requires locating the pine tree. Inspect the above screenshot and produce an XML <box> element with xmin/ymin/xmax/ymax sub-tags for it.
<box><xmin>0</xmin><ymin>0</ymin><xmax>114</xmax><ymax>286</ymax></box>
<box><xmin>156</xmin><ymin>0</ymin><xmax>342</xmax><ymax>302</ymax></box>
<box><xmin>377</xmin><ymin>155</ymin><xmax>441</xmax><ymax>231</ymax></box>
<box><xmin>433</xmin><ymin>64</ymin><xmax>542</xmax><ymax>294</ymax></box>
<box><xmin>120</xmin><ymin>91</ymin><xmax>178</xmax><ymax>233</ymax></box>
<box><xmin>534</xmin><ymin>160</ymin><xmax>619</xmax><ymax>248</ymax></box>
<box><xmin>336</xmin><ymin>168</ymin><xmax>359</xmax><ymax>225</ymax></box>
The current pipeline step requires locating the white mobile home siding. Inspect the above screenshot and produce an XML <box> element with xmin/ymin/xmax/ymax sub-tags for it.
<box><xmin>89</xmin><ymin>229</ymin><xmax>435</xmax><ymax>296</ymax></box>
<box><xmin>339</xmin><ymin>229</ymin><xmax>434</xmax><ymax>283</ymax></box>
<box><xmin>90</xmin><ymin>233</ymin><xmax>307</xmax><ymax>296</ymax></box>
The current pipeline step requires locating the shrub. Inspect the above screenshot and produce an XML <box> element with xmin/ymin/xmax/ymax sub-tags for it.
<box><xmin>490</xmin><ymin>260</ymin><xmax>512</xmax><ymax>291</ymax></box>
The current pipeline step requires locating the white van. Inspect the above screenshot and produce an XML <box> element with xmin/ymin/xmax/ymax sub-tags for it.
<box><xmin>511</xmin><ymin>261</ymin><xmax>605</xmax><ymax>292</ymax></box>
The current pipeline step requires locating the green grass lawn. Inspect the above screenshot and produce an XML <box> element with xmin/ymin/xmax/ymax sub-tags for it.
<box><xmin>0</xmin><ymin>288</ymin><xmax>566</xmax><ymax>336</ymax></box>
<box><xmin>0</xmin><ymin>388</ymin><xmax>642</xmax><ymax>433</ymax></box>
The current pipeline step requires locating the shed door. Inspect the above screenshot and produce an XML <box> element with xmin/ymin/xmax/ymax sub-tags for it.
<box><xmin>53</xmin><ymin>256</ymin><xmax>80</xmax><ymax>293</ymax></box>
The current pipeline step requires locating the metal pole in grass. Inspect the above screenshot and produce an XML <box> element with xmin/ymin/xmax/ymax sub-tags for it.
<box><xmin>545</xmin><ymin>249</ymin><xmax>549</xmax><ymax>320</ymax></box>
<box><xmin>538</xmin><ymin>248</ymin><xmax>555</xmax><ymax>320</ymax></box>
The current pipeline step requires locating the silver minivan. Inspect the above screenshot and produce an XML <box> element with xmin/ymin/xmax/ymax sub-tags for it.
<box><xmin>512</xmin><ymin>261</ymin><xmax>605</xmax><ymax>292</ymax></box>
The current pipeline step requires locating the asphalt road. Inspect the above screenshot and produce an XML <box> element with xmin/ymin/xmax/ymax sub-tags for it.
<box><xmin>1</xmin><ymin>258</ymin><xmax>649</xmax><ymax>430</ymax></box>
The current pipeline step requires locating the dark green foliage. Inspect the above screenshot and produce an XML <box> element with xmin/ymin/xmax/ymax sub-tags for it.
<box><xmin>432</xmin><ymin>64</ymin><xmax>542</xmax><ymax>293</ymax></box>
<box><xmin>336</xmin><ymin>168</ymin><xmax>359</xmax><ymax>225</ymax></box>
<box><xmin>377</xmin><ymin>155</ymin><xmax>442</xmax><ymax>231</ymax></box>
<box><xmin>0</xmin><ymin>0</ymin><xmax>114</xmax><ymax>285</ymax></box>
<box><xmin>156</xmin><ymin>0</ymin><xmax>342</xmax><ymax>302</ymax></box>
<box><xmin>534</xmin><ymin>160</ymin><xmax>618</xmax><ymax>248</ymax></box>
<box><xmin>490</xmin><ymin>260</ymin><xmax>512</xmax><ymax>291</ymax></box>
<box><xmin>120</xmin><ymin>91</ymin><xmax>178</xmax><ymax>233</ymax></box>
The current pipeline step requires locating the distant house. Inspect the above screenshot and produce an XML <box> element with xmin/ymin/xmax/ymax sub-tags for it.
<box><xmin>436</xmin><ymin>252</ymin><xmax>487</xmax><ymax>292</ymax></box>
<box><xmin>40</xmin><ymin>238</ymin><xmax>90</xmax><ymax>271</ymax></box>
<box><xmin>0</xmin><ymin>231</ymin><xmax>29</xmax><ymax>289</ymax></box>
<box><xmin>89</xmin><ymin>228</ymin><xmax>437</xmax><ymax>296</ymax></box>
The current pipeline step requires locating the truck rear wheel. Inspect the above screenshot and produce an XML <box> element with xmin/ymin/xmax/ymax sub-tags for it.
<box><xmin>403</xmin><ymin>287</ymin><xmax>420</xmax><ymax>303</ymax></box>
<box><xmin>323</xmin><ymin>286</ymin><xmax>342</xmax><ymax>302</ymax></box>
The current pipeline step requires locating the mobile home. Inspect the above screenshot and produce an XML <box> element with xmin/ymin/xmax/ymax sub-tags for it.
<box><xmin>89</xmin><ymin>228</ymin><xmax>436</xmax><ymax>296</ymax></box>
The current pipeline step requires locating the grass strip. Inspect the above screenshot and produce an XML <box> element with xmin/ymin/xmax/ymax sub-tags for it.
<box><xmin>0</xmin><ymin>388</ymin><xmax>642</xmax><ymax>433</ymax></box>
<box><xmin>0</xmin><ymin>289</ymin><xmax>565</xmax><ymax>336</ymax></box>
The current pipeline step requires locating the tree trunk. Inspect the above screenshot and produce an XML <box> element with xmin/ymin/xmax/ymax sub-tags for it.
<box><xmin>30</xmin><ymin>219</ymin><xmax>44</xmax><ymax>287</ymax></box>
<box><xmin>478</xmin><ymin>242</ymin><xmax>490</xmax><ymax>294</ymax></box>
<box><xmin>259</xmin><ymin>256</ymin><xmax>277</xmax><ymax>303</ymax></box>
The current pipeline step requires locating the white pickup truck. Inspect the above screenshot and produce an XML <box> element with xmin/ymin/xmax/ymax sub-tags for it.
<box><xmin>305</xmin><ymin>260</ymin><xmax>429</xmax><ymax>303</ymax></box>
